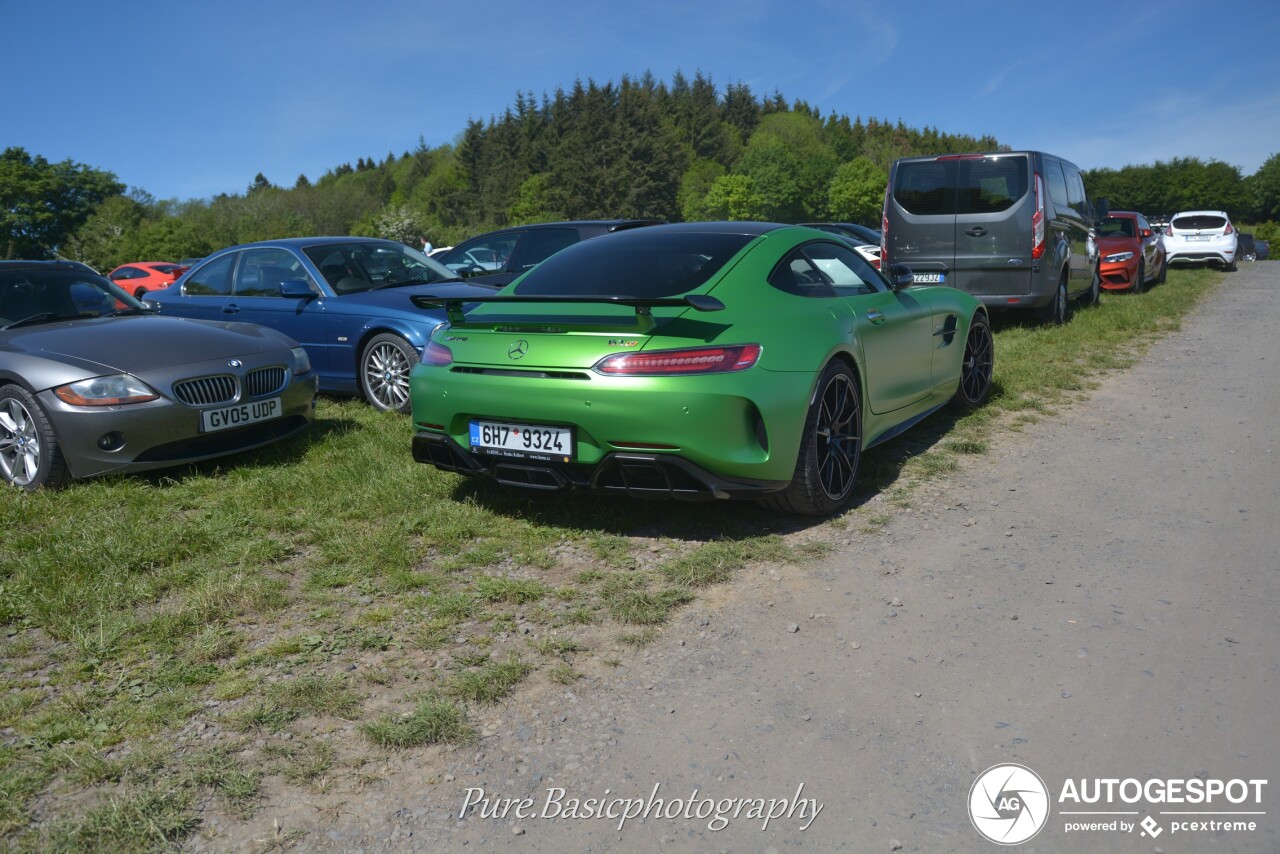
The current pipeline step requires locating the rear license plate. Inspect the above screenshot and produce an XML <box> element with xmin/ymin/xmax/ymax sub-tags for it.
<box><xmin>201</xmin><ymin>397</ymin><xmax>282</xmax><ymax>432</ymax></box>
<box><xmin>470</xmin><ymin>420</ymin><xmax>574</xmax><ymax>461</ymax></box>
<box><xmin>914</xmin><ymin>273</ymin><xmax>945</xmax><ymax>283</ymax></box>
<box><xmin>1186</xmin><ymin>235</ymin><xmax>1210</xmax><ymax>241</ymax></box>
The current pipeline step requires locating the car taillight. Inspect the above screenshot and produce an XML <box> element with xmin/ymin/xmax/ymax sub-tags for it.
<box><xmin>1031</xmin><ymin>172</ymin><xmax>1046</xmax><ymax>260</ymax></box>
<box><xmin>1225</xmin><ymin>222</ymin><xmax>1234</xmax><ymax>234</ymax></box>
<box><xmin>421</xmin><ymin>341</ymin><xmax>453</xmax><ymax>366</ymax></box>
<box><xmin>594</xmin><ymin>344</ymin><xmax>761</xmax><ymax>376</ymax></box>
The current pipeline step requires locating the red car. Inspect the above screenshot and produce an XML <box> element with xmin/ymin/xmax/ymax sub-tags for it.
<box><xmin>1096</xmin><ymin>212</ymin><xmax>1166</xmax><ymax>293</ymax></box>
<box><xmin>106</xmin><ymin>262</ymin><xmax>189</xmax><ymax>298</ymax></box>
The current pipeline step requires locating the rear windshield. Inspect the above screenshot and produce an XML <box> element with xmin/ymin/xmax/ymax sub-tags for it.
<box><xmin>1172</xmin><ymin>215</ymin><xmax>1227</xmax><ymax>231</ymax></box>
<box><xmin>513</xmin><ymin>231</ymin><xmax>754</xmax><ymax>297</ymax></box>
<box><xmin>894</xmin><ymin>155</ymin><xmax>1029</xmax><ymax>215</ymax></box>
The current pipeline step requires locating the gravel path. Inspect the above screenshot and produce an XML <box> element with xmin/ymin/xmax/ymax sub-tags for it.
<box><xmin>197</xmin><ymin>262</ymin><xmax>1279</xmax><ymax>853</ymax></box>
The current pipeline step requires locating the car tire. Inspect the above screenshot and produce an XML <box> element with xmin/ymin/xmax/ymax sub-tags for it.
<box><xmin>1225</xmin><ymin>258</ymin><xmax>1237</xmax><ymax>272</ymax></box>
<box><xmin>950</xmin><ymin>313</ymin><xmax>994</xmax><ymax>411</ymax></box>
<box><xmin>1157</xmin><ymin>257</ymin><xmax>1167</xmax><ymax>284</ymax></box>
<box><xmin>360</xmin><ymin>333</ymin><xmax>417</xmax><ymax>414</ymax></box>
<box><xmin>764</xmin><ymin>360</ymin><xmax>861</xmax><ymax>517</ymax></box>
<box><xmin>1039</xmin><ymin>274</ymin><xmax>1070</xmax><ymax>326</ymax></box>
<box><xmin>1132</xmin><ymin>260</ymin><xmax>1145</xmax><ymax>294</ymax></box>
<box><xmin>0</xmin><ymin>384</ymin><xmax>70</xmax><ymax>491</ymax></box>
<box><xmin>1083</xmin><ymin>265</ymin><xmax>1101</xmax><ymax>307</ymax></box>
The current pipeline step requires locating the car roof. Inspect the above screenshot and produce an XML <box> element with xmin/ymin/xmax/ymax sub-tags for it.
<box><xmin>1170</xmin><ymin>210</ymin><xmax>1229</xmax><ymax>217</ymax></box>
<box><xmin>0</xmin><ymin>260</ymin><xmax>98</xmax><ymax>272</ymax></box>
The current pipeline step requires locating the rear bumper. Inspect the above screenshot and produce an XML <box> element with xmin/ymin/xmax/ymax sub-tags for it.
<box><xmin>412</xmin><ymin>431</ymin><xmax>787</xmax><ymax>501</ymax></box>
<box><xmin>1167</xmin><ymin>249</ymin><xmax>1235</xmax><ymax>266</ymax></box>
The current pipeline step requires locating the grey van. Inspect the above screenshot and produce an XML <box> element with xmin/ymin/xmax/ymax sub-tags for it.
<box><xmin>882</xmin><ymin>151</ymin><xmax>1100</xmax><ymax>323</ymax></box>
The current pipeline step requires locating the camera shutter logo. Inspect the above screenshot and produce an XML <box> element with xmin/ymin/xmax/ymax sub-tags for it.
<box><xmin>969</xmin><ymin>763</ymin><xmax>1050</xmax><ymax>845</ymax></box>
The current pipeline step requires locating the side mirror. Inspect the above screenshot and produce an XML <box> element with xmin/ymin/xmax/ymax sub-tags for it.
<box><xmin>888</xmin><ymin>263</ymin><xmax>915</xmax><ymax>291</ymax></box>
<box><xmin>279</xmin><ymin>279</ymin><xmax>316</xmax><ymax>299</ymax></box>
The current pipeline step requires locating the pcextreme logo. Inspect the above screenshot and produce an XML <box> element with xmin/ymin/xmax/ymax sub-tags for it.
<box><xmin>969</xmin><ymin>764</ymin><xmax>1050</xmax><ymax>845</ymax></box>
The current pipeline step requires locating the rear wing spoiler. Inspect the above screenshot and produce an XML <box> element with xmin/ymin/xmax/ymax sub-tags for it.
<box><xmin>410</xmin><ymin>293</ymin><xmax>724</xmax><ymax>333</ymax></box>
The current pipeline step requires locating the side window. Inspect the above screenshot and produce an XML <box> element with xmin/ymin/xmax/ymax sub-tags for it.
<box><xmin>509</xmin><ymin>228</ymin><xmax>579</xmax><ymax>273</ymax></box>
<box><xmin>804</xmin><ymin>242</ymin><xmax>881</xmax><ymax>295</ymax></box>
<box><xmin>1066</xmin><ymin>166</ymin><xmax>1087</xmax><ymax>216</ymax></box>
<box><xmin>110</xmin><ymin>267</ymin><xmax>139</xmax><ymax>280</ymax></box>
<box><xmin>1136</xmin><ymin>214</ymin><xmax>1150</xmax><ymax>233</ymax></box>
<box><xmin>184</xmin><ymin>254</ymin><xmax>235</xmax><ymax>296</ymax></box>
<box><xmin>236</xmin><ymin>248</ymin><xmax>305</xmax><ymax>297</ymax></box>
<box><xmin>768</xmin><ymin>243</ymin><xmax>882</xmax><ymax>297</ymax></box>
<box><xmin>445</xmin><ymin>234</ymin><xmax>520</xmax><ymax>277</ymax></box>
<box><xmin>1045</xmin><ymin>159</ymin><xmax>1070</xmax><ymax>209</ymax></box>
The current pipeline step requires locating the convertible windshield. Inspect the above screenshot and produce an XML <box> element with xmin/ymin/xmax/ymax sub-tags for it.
<box><xmin>0</xmin><ymin>269</ymin><xmax>140</xmax><ymax>328</ymax></box>
<box><xmin>303</xmin><ymin>242</ymin><xmax>458</xmax><ymax>294</ymax></box>
<box><xmin>514</xmin><ymin>231</ymin><xmax>754</xmax><ymax>297</ymax></box>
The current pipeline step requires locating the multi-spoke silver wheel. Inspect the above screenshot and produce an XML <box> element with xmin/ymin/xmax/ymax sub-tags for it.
<box><xmin>0</xmin><ymin>385</ymin><xmax>68</xmax><ymax>490</ymax></box>
<box><xmin>360</xmin><ymin>334</ymin><xmax>417</xmax><ymax>413</ymax></box>
<box><xmin>0</xmin><ymin>396</ymin><xmax>40</xmax><ymax>486</ymax></box>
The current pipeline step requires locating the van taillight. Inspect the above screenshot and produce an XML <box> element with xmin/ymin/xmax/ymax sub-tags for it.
<box><xmin>881</xmin><ymin>182</ymin><xmax>890</xmax><ymax>262</ymax></box>
<box><xmin>1031</xmin><ymin>172</ymin><xmax>1046</xmax><ymax>260</ymax></box>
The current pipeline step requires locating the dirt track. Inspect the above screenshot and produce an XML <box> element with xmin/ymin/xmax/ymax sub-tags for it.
<box><xmin>202</xmin><ymin>263</ymin><xmax>1279</xmax><ymax>853</ymax></box>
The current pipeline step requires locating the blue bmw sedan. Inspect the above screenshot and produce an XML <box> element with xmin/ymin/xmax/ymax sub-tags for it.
<box><xmin>146</xmin><ymin>238</ymin><xmax>494</xmax><ymax>412</ymax></box>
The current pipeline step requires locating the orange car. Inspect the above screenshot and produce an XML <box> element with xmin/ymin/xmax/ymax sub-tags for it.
<box><xmin>1096</xmin><ymin>212</ymin><xmax>1166</xmax><ymax>293</ymax></box>
<box><xmin>106</xmin><ymin>262</ymin><xmax>189</xmax><ymax>298</ymax></box>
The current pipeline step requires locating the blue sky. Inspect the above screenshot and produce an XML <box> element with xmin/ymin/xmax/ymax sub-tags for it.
<box><xmin>6</xmin><ymin>0</ymin><xmax>1279</xmax><ymax>201</ymax></box>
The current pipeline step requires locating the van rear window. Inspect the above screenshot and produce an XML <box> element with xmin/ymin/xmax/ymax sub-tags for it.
<box><xmin>893</xmin><ymin>162</ymin><xmax>953</xmax><ymax>215</ymax></box>
<box><xmin>894</xmin><ymin>156</ymin><xmax>1028</xmax><ymax>215</ymax></box>
<box><xmin>958</xmin><ymin>158</ymin><xmax>1028</xmax><ymax>214</ymax></box>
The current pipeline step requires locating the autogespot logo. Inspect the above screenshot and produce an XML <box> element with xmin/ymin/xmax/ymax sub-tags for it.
<box><xmin>969</xmin><ymin>764</ymin><xmax>1051</xmax><ymax>845</ymax></box>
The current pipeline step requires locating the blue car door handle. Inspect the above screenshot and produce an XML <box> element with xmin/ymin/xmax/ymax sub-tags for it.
<box><xmin>222</xmin><ymin>303</ymin><xmax>240</xmax><ymax>315</ymax></box>
<box><xmin>866</xmin><ymin>309</ymin><xmax>886</xmax><ymax>324</ymax></box>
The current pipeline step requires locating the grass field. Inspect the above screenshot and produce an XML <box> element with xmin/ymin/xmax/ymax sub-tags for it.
<box><xmin>0</xmin><ymin>267</ymin><xmax>1218</xmax><ymax>848</ymax></box>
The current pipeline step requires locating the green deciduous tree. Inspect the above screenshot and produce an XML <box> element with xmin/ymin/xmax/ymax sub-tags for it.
<box><xmin>1</xmin><ymin>147</ymin><xmax>124</xmax><ymax>259</ymax></box>
<box><xmin>1249</xmin><ymin>152</ymin><xmax>1280</xmax><ymax>222</ymax></box>
<box><xmin>826</xmin><ymin>157</ymin><xmax>887</xmax><ymax>225</ymax></box>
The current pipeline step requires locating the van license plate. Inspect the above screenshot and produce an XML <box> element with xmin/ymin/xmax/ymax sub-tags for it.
<box><xmin>913</xmin><ymin>273</ymin><xmax>945</xmax><ymax>283</ymax></box>
<box><xmin>470</xmin><ymin>420</ymin><xmax>574</xmax><ymax>461</ymax></box>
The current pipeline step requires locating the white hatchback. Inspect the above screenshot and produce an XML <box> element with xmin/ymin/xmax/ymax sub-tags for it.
<box><xmin>1164</xmin><ymin>210</ymin><xmax>1239</xmax><ymax>271</ymax></box>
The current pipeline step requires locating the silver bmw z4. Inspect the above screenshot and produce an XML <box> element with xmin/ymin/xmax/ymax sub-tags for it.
<box><xmin>0</xmin><ymin>261</ymin><xmax>317</xmax><ymax>490</ymax></box>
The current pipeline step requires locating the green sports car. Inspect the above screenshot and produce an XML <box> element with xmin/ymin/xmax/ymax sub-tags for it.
<box><xmin>409</xmin><ymin>222</ymin><xmax>992</xmax><ymax>515</ymax></box>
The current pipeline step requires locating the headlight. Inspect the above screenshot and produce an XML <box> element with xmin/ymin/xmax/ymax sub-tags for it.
<box><xmin>1103</xmin><ymin>251</ymin><xmax>1134</xmax><ymax>263</ymax></box>
<box><xmin>291</xmin><ymin>347</ymin><xmax>312</xmax><ymax>375</ymax></box>
<box><xmin>53</xmin><ymin>375</ymin><xmax>159</xmax><ymax>406</ymax></box>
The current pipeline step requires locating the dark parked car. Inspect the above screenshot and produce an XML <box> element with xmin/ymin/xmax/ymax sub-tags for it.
<box><xmin>434</xmin><ymin>220</ymin><xmax>664</xmax><ymax>288</ymax></box>
<box><xmin>883</xmin><ymin>151</ymin><xmax>1102</xmax><ymax>324</ymax></box>
<box><xmin>800</xmin><ymin>222</ymin><xmax>883</xmax><ymax>268</ymax></box>
<box><xmin>1256</xmin><ymin>239</ymin><xmax>1270</xmax><ymax>261</ymax></box>
<box><xmin>1237</xmin><ymin>233</ymin><xmax>1257</xmax><ymax>262</ymax></box>
<box><xmin>146</xmin><ymin>238</ymin><xmax>492</xmax><ymax>413</ymax></box>
<box><xmin>0</xmin><ymin>261</ymin><xmax>316</xmax><ymax>490</ymax></box>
